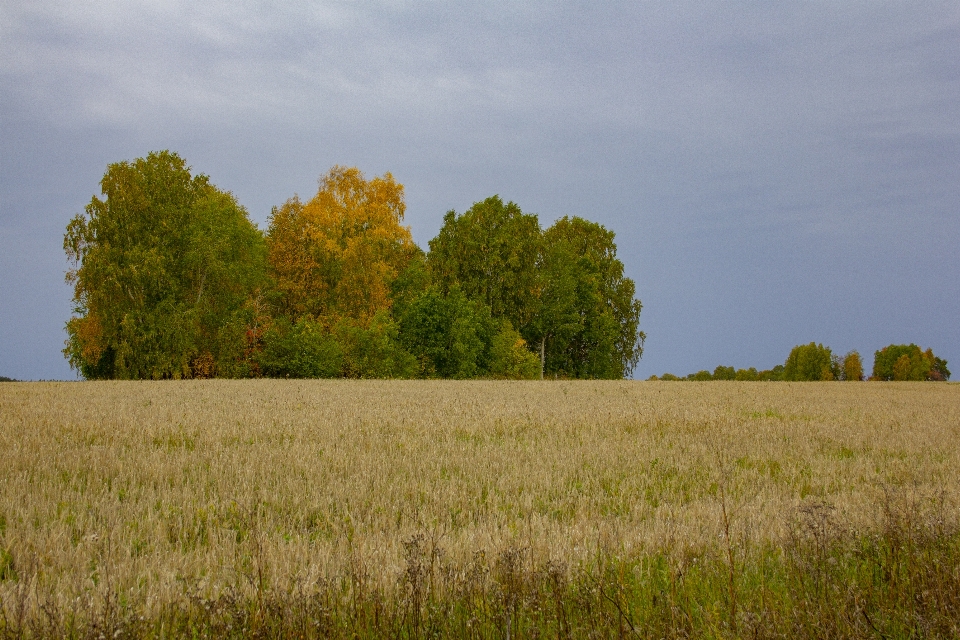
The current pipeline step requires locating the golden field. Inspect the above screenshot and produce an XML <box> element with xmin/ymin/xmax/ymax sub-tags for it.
<box><xmin>0</xmin><ymin>380</ymin><xmax>958</xmax><ymax>637</ymax></box>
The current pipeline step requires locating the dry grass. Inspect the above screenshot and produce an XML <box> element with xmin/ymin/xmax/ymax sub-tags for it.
<box><xmin>0</xmin><ymin>380</ymin><xmax>958</xmax><ymax>637</ymax></box>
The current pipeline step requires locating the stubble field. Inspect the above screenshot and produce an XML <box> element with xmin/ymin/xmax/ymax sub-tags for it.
<box><xmin>0</xmin><ymin>381</ymin><xmax>958</xmax><ymax>638</ymax></box>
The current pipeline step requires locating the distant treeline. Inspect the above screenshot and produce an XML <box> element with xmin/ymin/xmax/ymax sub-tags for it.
<box><xmin>63</xmin><ymin>152</ymin><xmax>643</xmax><ymax>380</ymax></box>
<box><xmin>0</xmin><ymin>376</ymin><xmax>18</xmax><ymax>382</ymax></box>
<box><xmin>649</xmin><ymin>342</ymin><xmax>950</xmax><ymax>381</ymax></box>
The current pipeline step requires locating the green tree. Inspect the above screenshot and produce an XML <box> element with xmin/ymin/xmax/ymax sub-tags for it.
<box><xmin>757</xmin><ymin>365</ymin><xmax>785</xmax><ymax>381</ymax></box>
<box><xmin>427</xmin><ymin>201</ymin><xmax>642</xmax><ymax>379</ymax></box>
<box><xmin>388</xmin><ymin>250</ymin><xmax>431</xmax><ymax>321</ymax></box>
<box><xmin>532</xmin><ymin>217</ymin><xmax>644</xmax><ymax>379</ymax></box>
<box><xmin>398</xmin><ymin>286</ymin><xmax>497</xmax><ymax>379</ymax></box>
<box><xmin>334</xmin><ymin>311</ymin><xmax>418</xmax><ymax>379</ymax></box>
<box><xmin>872</xmin><ymin>344</ymin><xmax>950</xmax><ymax>381</ymax></box>
<box><xmin>648</xmin><ymin>373</ymin><xmax>681</xmax><ymax>381</ymax></box>
<box><xmin>713</xmin><ymin>365</ymin><xmax>736</xmax><ymax>380</ymax></box>
<box><xmin>427</xmin><ymin>196</ymin><xmax>542</xmax><ymax>335</ymax></box>
<box><xmin>64</xmin><ymin>151</ymin><xmax>267</xmax><ymax>379</ymax></box>
<box><xmin>783</xmin><ymin>343</ymin><xmax>836</xmax><ymax>381</ymax></box>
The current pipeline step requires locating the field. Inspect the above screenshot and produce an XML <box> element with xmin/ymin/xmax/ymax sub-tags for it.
<box><xmin>0</xmin><ymin>381</ymin><xmax>958</xmax><ymax>638</ymax></box>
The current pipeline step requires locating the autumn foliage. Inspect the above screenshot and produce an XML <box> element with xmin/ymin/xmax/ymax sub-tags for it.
<box><xmin>267</xmin><ymin>167</ymin><xmax>418</xmax><ymax>324</ymax></box>
<box><xmin>63</xmin><ymin>151</ymin><xmax>267</xmax><ymax>380</ymax></box>
<box><xmin>64</xmin><ymin>153</ymin><xmax>643</xmax><ymax>379</ymax></box>
<box><xmin>871</xmin><ymin>344</ymin><xmax>950</xmax><ymax>381</ymax></box>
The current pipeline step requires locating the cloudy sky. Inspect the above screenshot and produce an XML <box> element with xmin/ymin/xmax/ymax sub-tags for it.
<box><xmin>1</xmin><ymin>1</ymin><xmax>958</xmax><ymax>380</ymax></box>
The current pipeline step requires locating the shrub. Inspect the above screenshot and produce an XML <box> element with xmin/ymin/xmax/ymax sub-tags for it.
<box><xmin>256</xmin><ymin>317</ymin><xmax>342</xmax><ymax>378</ymax></box>
<box><xmin>334</xmin><ymin>311</ymin><xmax>418</xmax><ymax>379</ymax></box>
<box><xmin>489</xmin><ymin>322</ymin><xmax>540</xmax><ymax>380</ymax></box>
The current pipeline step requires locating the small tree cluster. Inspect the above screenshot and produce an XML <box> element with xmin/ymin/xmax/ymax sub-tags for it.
<box><xmin>650</xmin><ymin>343</ymin><xmax>950</xmax><ymax>382</ymax></box>
<box><xmin>871</xmin><ymin>344</ymin><xmax>951</xmax><ymax>381</ymax></box>
<box><xmin>64</xmin><ymin>153</ymin><xmax>643</xmax><ymax>380</ymax></box>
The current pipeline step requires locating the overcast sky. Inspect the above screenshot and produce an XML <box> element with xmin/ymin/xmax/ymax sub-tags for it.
<box><xmin>1</xmin><ymin>1</ymin><xmax>958</xmax><ymax>380</ymax></box>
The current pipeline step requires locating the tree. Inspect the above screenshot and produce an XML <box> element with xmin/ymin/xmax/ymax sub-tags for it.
<box><xmin>398</xmin><ymin>286</ymin><xmax>498</xmax><ymax>379</ymax></box>
<box><xmin>757</xmin><ymin>365</ymin><xmax>785</xmax><ymax>381</ymax></box>
<box><xmin>649</xmin><ymin>373</ymin><xmax>681</xmax><ymax>381</ymax></box>
<box><xmin>872</xmin><ymin>344</ymin><xmax>950</xmax><ymax>381</ymax></box>
<box><xmin>427</xmin><ymin>200</ymin><xmax>642</xmax><ymax>379</ymax></box>
<box><xmin>531</xmin><ymin>217</ymin><xmax>644</xmax><ymax>379</ymax></box>
<box><xmin>783</xmin><ymin>343</ymin><xmax>836</xmax><ymax>381</ymax></box>
<box><xmin>427</xmin><ymin>196</ymin><xmax>543</xmax><ymax>336</ymax></box>
<box><xmin>64</xmin><ymin>151</ymin><xmax>267</xmax><ymax>379</ymax></box>
<box><xmin>930</xmin><ymin>350</ymin><xmax>951</xmax><ymax>381</ymax></box>
<box><xmin>713</xmin><ymin>365</ymin><xmax>736</xmax><ymax>380</ymax></box>
<box><xmin>267</xmin><ymin>166</ymin><xmax>419</xmax><ymax>325</ymax></box>
<box><xmin>388</xmin><ymin>250</ymin><xmax>431</xmax><ymax>321</ymax></box>
<box><xmin>841</xmin><ymin>351</ymin><xmax>864</xmax><ymax>381</ymax></box>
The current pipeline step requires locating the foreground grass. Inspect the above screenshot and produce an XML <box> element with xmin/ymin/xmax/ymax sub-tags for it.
<box><xmin>0</xmin><ymin>381</ymin><xmax>957</xmax><ymax>638</ymax></box>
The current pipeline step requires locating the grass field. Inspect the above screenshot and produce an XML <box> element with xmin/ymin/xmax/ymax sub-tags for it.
<box><xmin>0</xmin><ymin>381</ymin><xmax>958</xmax><ymax>638</ymax></box>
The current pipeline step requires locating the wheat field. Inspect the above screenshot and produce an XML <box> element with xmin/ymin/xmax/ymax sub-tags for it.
<box><xmin>0</xmin><ymin>380</ymin><xmax>958</xmax><ymax>637</ymax></box>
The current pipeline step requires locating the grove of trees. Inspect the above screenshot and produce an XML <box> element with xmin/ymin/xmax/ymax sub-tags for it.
<box><xmin>650</xmin><ymin>342</ymin><xmax>949</xmax><ymax>382</ymax></box>
<box><xmin>64</xmin><ymin>152</ymin><xmax>644</xmax><ymax>380</ymax></box>
<box><xmin>872</xmin><ymin>344</ymin><xmax>950</xmax><ymax>381</ymax></box>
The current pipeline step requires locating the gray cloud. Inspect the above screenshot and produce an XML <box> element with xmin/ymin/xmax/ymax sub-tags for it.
<box><xmin>2</xmin><ymin>0</ymin><xmax>958</xmax><ymax>379</ymax></box>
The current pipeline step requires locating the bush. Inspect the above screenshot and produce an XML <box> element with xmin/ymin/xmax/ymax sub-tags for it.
<box><xmin>489</xmin><ymin>322</ymin><xmax>541</xmax><ymax>380</ymax></box>
<box><xmin>256</xmin><ymin>317</ymin><xmax>342</xmax><ymax>378</ymax></box>
<box><xmin>335</xmin><ymin>311</ymin><xmax>418</xmax><ymax>379</ymax></box>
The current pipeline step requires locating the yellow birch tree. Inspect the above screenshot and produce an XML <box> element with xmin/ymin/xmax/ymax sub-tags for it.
<box><xmin>267</xmin><ymin>167</ymin><xmax>418</xmax><ymax>325</ymax></box>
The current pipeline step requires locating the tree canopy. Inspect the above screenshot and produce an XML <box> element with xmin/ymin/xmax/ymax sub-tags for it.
<box><xmin>650</xmin><ymin>345</ymin><xmax>946</xmax><ymax>382</ymax></box>
<box><xmin>427</xmin><ymin>196</ymin><xmax>542</xmax><ymax>334</ymax></box>
<box><xmin>533</xmin><ymin>216</ymin><xmax>643</xmax><ymax>379</ymax></box>
<box><xmin>266</xmin><ymin>166</ymin><xmax>418</xmax><ymax>324</ymax></box>
<box><xmin>872</xmin><ymin>344</ymin><xmax>950</xmax><ymax>381</ymax></box>
<box><xmin>428</xmin><ymin>201</ymin><xmax>643</xmax><ymax>379</ymax></box>
<box><xmin>783</xmin><ymin>342</ymin><xmax>837</xmax><ymax>381</ymax></box>
<box><xmin>64</xmin><ymin>154</ymin><xmax>644</xmax><ymax>380</ymax></box>
<box><xmin>64</xmin><ymin>151</ymin><xmax>266</xmax><ymax>379</ymax></box>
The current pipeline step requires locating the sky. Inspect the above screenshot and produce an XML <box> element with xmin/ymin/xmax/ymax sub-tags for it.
<box><xmin>1</xmin><ymin>1</ymin><xmax>958</xmax><ymax>381</ymax></box>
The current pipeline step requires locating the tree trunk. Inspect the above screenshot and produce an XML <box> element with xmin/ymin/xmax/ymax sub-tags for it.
<box><xmin>540</xmin><ymin>337</ymin><xmax>545</xmax><ymax>380</ymax></box>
